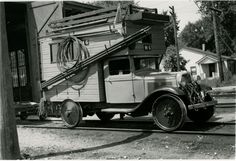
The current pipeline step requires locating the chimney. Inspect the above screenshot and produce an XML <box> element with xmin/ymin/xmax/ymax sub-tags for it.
<box><xmin>202</xmin><ymin>44</ymin><xmax>205</xmax><ymax>51</ymax></box>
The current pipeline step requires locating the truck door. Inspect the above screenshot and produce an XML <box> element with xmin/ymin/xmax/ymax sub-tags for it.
<box><xmin>104</xmin><ymin>58</ymin><xmax>134</xmax><ymax>103</ymax></box>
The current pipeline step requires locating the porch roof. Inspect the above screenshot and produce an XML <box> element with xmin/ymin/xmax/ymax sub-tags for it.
<box><xmin>196</xmin><ymin>55</ymin><xmax>218</xmax><ymax>64</ymax></box>
<box><xmin>181</xmin><ymin>47</ymin><xmax>236</xmax><ymax>61</ymax></box>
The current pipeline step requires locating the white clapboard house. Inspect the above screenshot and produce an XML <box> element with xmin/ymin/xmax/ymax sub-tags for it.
<box><xmin>180</xmin><ymin>47</ymin><xmax>236</xmax><ymax>80</ymax></box>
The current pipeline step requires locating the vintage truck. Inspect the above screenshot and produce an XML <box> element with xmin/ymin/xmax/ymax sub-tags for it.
<box><xmin>39</xmin><ymin>5</ymin><xmax>217</xmax><ymax>131</ymax></box>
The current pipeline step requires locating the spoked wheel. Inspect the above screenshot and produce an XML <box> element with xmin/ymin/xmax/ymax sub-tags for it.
<box><xmin>152</xmin><ymin>94</ymin><xmax>187</xmax><ymax>132</ymax></box>
<box><xmin>96</xmin><ymin>112</ymin><xmax>115</xmax><ymax>122</ymax></box>
<box><xmin>61</xmin><ymin>99</ymin><xmax>83</xmax><ymax>128</ymax></box>
<box><xmin>187</xmin><ymin>94</ymin><xmax>215</xmax><ymax>122</ymax></box>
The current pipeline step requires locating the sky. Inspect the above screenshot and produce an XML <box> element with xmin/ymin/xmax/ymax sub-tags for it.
<box><xmin>137</xmin><ymin>0</ymin><xmax>202</xmax><ymax>32</ymax></box>
<box><xmin>83</xmin><ymin>0</ymin><xmax>202</xmax><ymax>33</ymax></box>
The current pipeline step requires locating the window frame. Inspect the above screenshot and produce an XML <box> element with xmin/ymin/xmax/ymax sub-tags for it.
<box><xmin>108</xmin><ymin>58</ymin><xmax>131</xmax><ymax>76</ymax></box>
<box><xmin>49</xmin><ymin>41</ymin><xmax>78</xmax><ymax>64</ymax></box>
<box><xmin>190</xmin><ymin>66</ymin><xmax>197</xmax><ymax>75</ymax></box>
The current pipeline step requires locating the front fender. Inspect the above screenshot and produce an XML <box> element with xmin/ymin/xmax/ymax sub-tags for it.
<box><xmin>131</xmin><ymin>86</ymin><xmax>185</xmax><ymax>116</ymax></box>
<box><xmin>149</xmin><ymin>86</ymin><xmax>186</xmax><ymax>96</ymax></box>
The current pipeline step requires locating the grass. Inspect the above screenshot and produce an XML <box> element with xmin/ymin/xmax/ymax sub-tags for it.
<box><xmin>199</xmin><ymin>75</ymin><xmax>236</xmax><ymax>88</ymax></box>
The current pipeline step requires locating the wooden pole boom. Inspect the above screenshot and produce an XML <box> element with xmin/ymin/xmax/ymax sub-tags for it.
<box><xmin>0</xmin><ymin>3</ymin><xmax>21</xmax><ymax>159</ymax></box>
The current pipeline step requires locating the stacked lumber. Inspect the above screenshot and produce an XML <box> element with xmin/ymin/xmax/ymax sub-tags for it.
<box><xmin>48</xmin><ymin>5</ymin><xmax>158</xmax><ymax>33</ymax></box>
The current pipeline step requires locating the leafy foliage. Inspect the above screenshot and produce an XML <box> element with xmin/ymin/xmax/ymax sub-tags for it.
<box><xmin>88</xmin><ymin>0</ymin><xmax>135</xmax><ymax>8</ymax></box>
<box><xmin>180</xmin><ymin>17</ymin><xmax>214</xmax><ymax>51</ymax></box>
<box><xmin>163</xmin><ymin>45</ymin><xmax>187</xmax><ymax>72</ymax></box>
<box><xmin>161</xmin><ymin>10</ymin><xmax>185</xmax><ymax>71</ymax></box>
<box><xmin>162</xmin><ymin>11</ymin><xmax>180</xmax><ymax>47</ymax></box>
<box><xmin>180</xmin><ymin>0</ymin><xmax>236</xmax><ymax>56</ymax></box>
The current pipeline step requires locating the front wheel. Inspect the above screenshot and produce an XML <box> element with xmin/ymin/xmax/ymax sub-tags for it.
<box><xmin>152</xmin><ymin>94</ymin><xmax>187</xmax><ymax>132</ymax></box>
<box><xmin>61</xmin><ymin>99</ymin><xmax>83</xmax><ymax>128</ymax></box>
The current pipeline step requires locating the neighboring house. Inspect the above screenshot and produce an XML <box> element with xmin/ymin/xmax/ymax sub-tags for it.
<box><xmin>179</xmin><ymin>47</ymin><xmax>236</xmax><ymax>80</ymax></box>
<box><xmin>5</xmin><ymin>1</ymin><xmax>100</xmax><ymax>102</ymax></box>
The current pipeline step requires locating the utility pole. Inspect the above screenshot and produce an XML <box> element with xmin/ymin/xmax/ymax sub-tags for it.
<box><xmin>211</xmin><ymin>1</ymin><xmax>224</xmax><ymax>82</ymax></box>
<box><xmin>0</xmin><ymin>3</ymin><xmax>21</xmax><ymax>159</ymax></box>
<box><xmin>169</xmin><ymin>6</ymin><xmax>180</xmax><ymax>71</ymax></box>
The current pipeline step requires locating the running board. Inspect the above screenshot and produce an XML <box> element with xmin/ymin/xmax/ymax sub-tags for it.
<box><xmin>101</xmin><ymin>108</ymin><xmax>135</xmax><ymax>113</ymax></box>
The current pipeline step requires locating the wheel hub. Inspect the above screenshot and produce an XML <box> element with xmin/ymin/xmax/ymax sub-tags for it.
<box><xmin>65</xmin><ymin>110</ymin><xmax>72</xmax><ymax>118</ymax></box>
<box><xmin>163</xmin><ymin>106</ymin><xmax>174</xmax><ymax>117</ymax></box>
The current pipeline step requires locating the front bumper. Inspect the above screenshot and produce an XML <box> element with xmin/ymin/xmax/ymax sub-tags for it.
<box><xmin>188</xmin><ymin>100</ymin><xmax>217</xmax><ymax>110</ymax></box>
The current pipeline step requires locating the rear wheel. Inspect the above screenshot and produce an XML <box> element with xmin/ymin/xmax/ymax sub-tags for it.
<box><xmin>152</xmin><ymin>94</ymin><xmax>187</xmax><ymax>132</ymax></box>
<box><xmin>61</xmin><ymin>99</ymin><xmax>83</xmax><ymax>128</ymax></box>
<box><xmin>96</xmin><ymin>112</ymin><xmax>115</xmax><ymax>121</ymax></box>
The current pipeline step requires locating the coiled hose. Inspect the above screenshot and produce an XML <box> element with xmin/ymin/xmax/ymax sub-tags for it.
<box><xmin>56</xmin><ymin>36</ymin><xmax>90</xmax><ymax>89</ymax></box>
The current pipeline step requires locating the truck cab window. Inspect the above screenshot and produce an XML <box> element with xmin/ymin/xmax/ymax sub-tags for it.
<box><xmin>134</xmin><ymin>57</ymin><xmax>159</xmax><ymax>71</ymax></box>
<box><xmin>109</xmin><ymin>59</ymin><xmax>130</xmax><ymax>75</ymax></box>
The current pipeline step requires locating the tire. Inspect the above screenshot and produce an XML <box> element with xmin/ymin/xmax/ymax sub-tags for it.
<box><xmin>38</xmin><ymin>98</ymin><xmax>47</xmax><ymax>121</ymax></box>
<box><xmin>61</xmin><ymin>99</ymin><xmax>83</xmax><ymax>128</ymax></box>
<box><xmin>96</xmin><ymin>112</ymin><xmax>115</xmax><ymax>122</ymax></box>
<box><xmin>152</xmin><ymin>94</ymin><xmax>187</xmax><ymax>132</ymax></box>
<box><xmin>187</xmin><ymin>94</ymin><xmax>215</xmax><ymax>122</ymax></box>
<box><xmin>39</xmin><ymin>113</ymin><xmax>47</xmax><ymax>121</ymax></box>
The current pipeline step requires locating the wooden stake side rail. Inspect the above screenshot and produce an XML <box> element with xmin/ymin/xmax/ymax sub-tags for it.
<box><xmin>49</xmin><ymin>6</ymin><xmax>123</xmax><ymax>28</ymax></box>
<box><xmin>51</xmin><ymin>12</ymin><xmax>120</xmax><ymax>29</ymax></box>
<box><xmin>41</xmin><ymin>26</ymin><xmax>151</xmax><ymax>89</ymax></box>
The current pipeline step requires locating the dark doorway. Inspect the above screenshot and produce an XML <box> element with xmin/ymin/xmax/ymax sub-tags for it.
<box><xmin>5</xmin><ymin>3</ymin><xmax>32</xmax><ymax>102</ymax></box>
<box><xmin>209</xmin><ymin>63</ymin><xmax>216</xmax><ymax>77</ymax></box>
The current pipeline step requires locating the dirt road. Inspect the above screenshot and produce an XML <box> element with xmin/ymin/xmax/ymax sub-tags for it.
<box><xmin>17</xmin><ymin>107</ymin><xmax>235</xmax><ymax>160</ymax></box>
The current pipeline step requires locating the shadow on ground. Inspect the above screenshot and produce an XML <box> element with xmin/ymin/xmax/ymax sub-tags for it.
<box><xmin>32</xmin><ymin>132</ymin><xmax>152</xmax><ymax>159</ymax></box>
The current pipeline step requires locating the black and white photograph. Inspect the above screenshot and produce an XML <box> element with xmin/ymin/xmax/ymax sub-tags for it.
<box><xmin>0</xmin><ymin>0</ymin><xmax>235</xmax><ymax>159</ymax></box>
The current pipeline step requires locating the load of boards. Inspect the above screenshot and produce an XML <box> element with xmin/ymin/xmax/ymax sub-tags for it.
<box><xmin>36</xmin><ymin>4</ymin><xmax>217</xmax><ymax>132</ymax></box>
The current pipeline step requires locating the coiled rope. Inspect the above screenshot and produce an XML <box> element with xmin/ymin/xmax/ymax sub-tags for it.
<box><xmin>56</xmin><ymin>36</ymin><xmax>90</xmax><ymax>89</ymax></box>
<box><xmin>57</xmin><ymin>35</ymin><xmax>90</xmax><ymax>72</ymax></box>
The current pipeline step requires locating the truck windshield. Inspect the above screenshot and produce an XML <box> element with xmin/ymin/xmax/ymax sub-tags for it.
<box><xmin>134</xmin><ymin>57</ymin><xmax>159</xmax><ymax>71</ymax></box>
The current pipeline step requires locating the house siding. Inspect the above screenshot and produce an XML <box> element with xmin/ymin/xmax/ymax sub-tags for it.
<box><xmin>179</xmin><ymin>48</ymin><xmax>203</xmax><ymax>77</ymax></box>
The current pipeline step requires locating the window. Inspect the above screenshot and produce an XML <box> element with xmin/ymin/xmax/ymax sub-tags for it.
<box><xmin>142</xmin><ymin>34</ymin><xmax>152</xmax><ymax>44</ymax></box>
<box><xmin>190</xmin><ymin>66</ymin><xmax>197</xmax><ymax>75</ymax></box>
<box><xmin>134</xmin><ymin>57</ymin><xmax>159</xmax><ymax>71</ymax></box>
<box><xmin>50</xmin><ymin>43</ymin><xmax>59</xmax><ymax>63</ymax></box>
<box><xmin>109</xmin><ymin>59</ymin><xmax>130</xmax><ymax>75</ymax></box>
<box><xmin>10</xmin><ymin>49</ymin><xmax>28</xmax><ymax>87</ymax></box>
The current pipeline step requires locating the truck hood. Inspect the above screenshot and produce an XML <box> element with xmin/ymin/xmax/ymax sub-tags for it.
<box><xmin>134</xmin><ymin>70</ymin><xmax>189</xmax><ymax>86</ymax></box>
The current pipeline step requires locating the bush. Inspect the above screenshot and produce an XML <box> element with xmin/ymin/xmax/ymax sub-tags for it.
<box><xmin>200</xmin><ymin>74</ymin><xmax>236</xmax><ymax>87</ymax></box>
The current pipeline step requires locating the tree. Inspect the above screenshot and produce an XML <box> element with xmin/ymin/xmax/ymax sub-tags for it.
<box><xmin>163</xmin><ymin>45</ymin><xmax>187</xmax><ymax>72</ymax></box>
<box><xmin>180</xmin><ymin>17</ymin><xmax>214</xmax><ymax>51</ymax></box>
<box><xmin>161</xmin><ymin>9</ymin><xmax>184</xmax><ymax>71</ymax></box>
<box><xmin>162</xmin><ymin>10</ymin><xmax>180</xmax><ymax>47</ymax></box>
<box><xmin>180</xmin><ymin>0</ymin><xmax>236</xmax><ymax>56</ymax></box>
<box><xmin>88</xmin><ymin>0</ymin><xmax>135</xmax><ymax>8</ymax></box>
